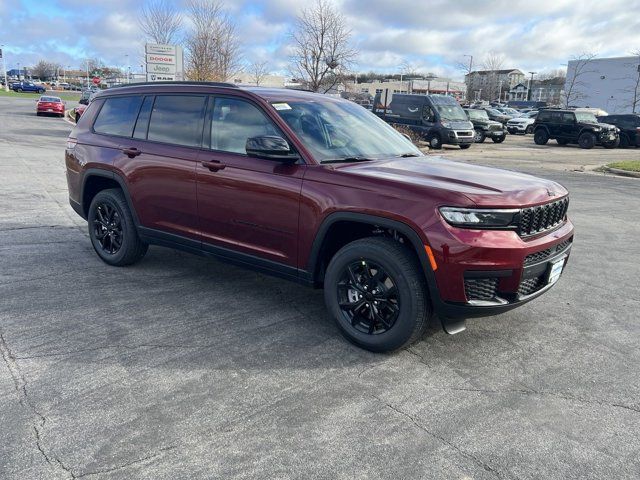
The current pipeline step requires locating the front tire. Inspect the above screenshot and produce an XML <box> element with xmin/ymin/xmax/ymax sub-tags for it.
<box><xmin>603</xmin><ymin>137</ymin><xmax>620</xmax><ymax>149</ymax></box>
<box><xmin>492</xmin><ymin>136</ymin><xmax>505</xmax><ymax>143</ymax></box>
<box><xmin>459</xmin><ymin>144</ymin><xmax>471</xmax><ymax>149</ymax></box>
<box><xmin>324</xmin><ymin>237</ymin><xmax>431</xmax><ymax>352</ymax></box>
<box><xmin>578</xmin><ymin>132</ymin><xmax>596</xmax><ymax>149</ymax></box>
<box><xmin>428</xmin><ymin>134</ymin><xmax>442</xmax><ymax>149</ymax></box>
<box><xmin>473</xmin><ymin>130</ymin><xmax>486</xmax><ymax>143</ymax></box>
<box><xmin>525</xmin><ymin>125</ymin><xmax>534</xmax><ymax>134</ymax></box>
<box><xmin>88</xmin><ymin>188</ymin><xmax>148</xmax><ymax>266</ymax></box>
<box><xmin>534</xmin><ymin>128</ymin><xmax>549</xmax><ymax>145</ymax></box>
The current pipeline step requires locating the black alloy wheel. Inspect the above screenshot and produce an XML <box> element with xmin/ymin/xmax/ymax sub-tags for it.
<box><xmin>88</xmin><ymin>188</ymin><xmax>148</xmax><ymax>266</ymax></box>
<box><xmin>92</xmin><ymin>203</ymin><xmax>123</xmax><ymax>255</ymax></box>
<box><xmin>337</xmin><ymin>259</ymin><xmax>400</xmax><ymax>335</ymax></box>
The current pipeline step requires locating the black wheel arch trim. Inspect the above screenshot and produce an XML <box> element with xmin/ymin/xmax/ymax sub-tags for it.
<box><xmin>306</xmin><ymin>211</ymin><xmax>442</xmax><ymax>304</ymax></box>
<box><xmin>80</xmin><ymin>168</ymin><xmax>140</xmax><ymax>226</ymax></box>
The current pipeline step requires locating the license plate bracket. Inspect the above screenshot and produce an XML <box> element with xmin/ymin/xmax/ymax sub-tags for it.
<box><xmin>548</xmin><ymin>256</ymin><xmax>566</xmax><ymax>285</ymax></box>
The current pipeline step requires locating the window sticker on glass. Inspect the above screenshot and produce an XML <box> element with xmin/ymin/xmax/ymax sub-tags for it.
<box><xmin>272</xmin><ymin>103</ymin><xmax>292</xmax><ymax>111</ymax></box>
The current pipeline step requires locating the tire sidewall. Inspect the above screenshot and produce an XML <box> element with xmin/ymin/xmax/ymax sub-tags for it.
<box><xmin>88</xmin><ymin>191</ymin><xmax>133</xmax><ymax>265</ymax></box>
<box><xmin>526</xmin><ymin>125</ymin><xmax>534</xmax><ymax>134</ymax></box>
<box><xmin>579</xmin><ymin>132</ymin><xmax>595</xmax><ymax>149</ymax></box>
<box><xmin>429</xmin><ymin>134</ymin><xmax>442</xmax><ymax>149</ymax></box>
<box><xmin>324</xmin><ymin>242</ymin><xmax>423</xmax><ymax>352</ymax></box>
<box><xmin>534</xmin><ymin>129</ymin><xmax>548</xmax><ymax>144</ymax></box>
<box><xmin>474</xmin><ymin>130</ymin><xmax>485</xmax><ymax>143</ymax></box>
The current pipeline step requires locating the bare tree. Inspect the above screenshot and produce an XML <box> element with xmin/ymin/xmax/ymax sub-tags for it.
<box><xmin>481</xmin><ymin>51</ymin><xmax>506</xmax><ymax>101</ymax></box>
<box><xmin>139</xmin><ymin>0</ymin><xmax>183</xmax><ymax>45</ymax></box>
<box><xmin>538</xmin><ymin>68</ymin><xmax>567</xmax><ymax>81</ymax></box>
<box><xmin>249</xmin><ymin>60</ymin><xmax>270</xmax><ymax>86</ymax></box>
<box><xmin>184</xmin><ymin>0</ymin><xmax>242</xmax><ymax>82</ymax></box>
<box><xmin>289</xmin><ymin>0</ymin><xmax>358</xmax><ymax>93</ymax></box>
<box><xmin>563</xmin><ymin>52</ymin><xmax>597</xmax><ymax>108</ymax></box>
<box><xmin>32</xmin><ymin>60</ymin><xmax>57</xmax><ymax>80</ymax></box>
<box><xmin>618</xmin><ymin>50</ymin><xmax>640</xmax><ymax>113</ymax></box>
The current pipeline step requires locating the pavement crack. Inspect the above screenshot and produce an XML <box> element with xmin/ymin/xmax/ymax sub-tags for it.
<box><xmin>438</xmin><ymin>386</ymin><xmax>640</xmax><ymax>415</ymax></box>
<box><xmin>74</xmin><ymin>446</ymin><xmax>178</xmax><ymax>479</ymax></box>
<box><xmin>370</xmin><ymin>394</ymin><xmax>508</xmax><ymax>479</ymax></box>
<box><xmin>0</xmin><ymin>331</ymin><xmax>75</xmax><ymax>479</ymax></box>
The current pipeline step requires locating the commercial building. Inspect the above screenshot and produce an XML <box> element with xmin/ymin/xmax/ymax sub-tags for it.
<box><xmin>355</xmin><ymin>77</ymin><xmax>466</xmax><ymax>104</ymax></box>
<box><xmin>565</xmin><ymin>56</ymin><xmax>640</xmax><ymax>113</ymax></box>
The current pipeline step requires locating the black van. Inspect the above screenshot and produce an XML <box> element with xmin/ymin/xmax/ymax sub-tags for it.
<box><xmin>374</xmin><ymin>94</ymin><xmax>475</xmax><ymax>149</ymax></box>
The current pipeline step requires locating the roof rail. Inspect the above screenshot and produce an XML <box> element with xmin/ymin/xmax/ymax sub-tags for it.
<box><xmin>108</xmin><ymin>81</ymin><xmax>238</xmax><ymax>89</ymax></box>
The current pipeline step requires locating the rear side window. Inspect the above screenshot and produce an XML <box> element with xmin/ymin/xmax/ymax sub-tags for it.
<box><xmin>133</xmin><ymin>96</ymin><xmax>154</xmax><ymax>139</ymax></box>
<box><xmin>147</xmin><ymin>95</ymin><xmax>207</xmax><ymax>147</ymax></box>
<box><xmin>93</xmin><ymin>96</ymin><xmax>144</xmax><ymax>137</ymax></box>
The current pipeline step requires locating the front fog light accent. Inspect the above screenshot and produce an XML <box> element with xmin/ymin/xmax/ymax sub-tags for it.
<box><xmin>439</xmin><ymin>207</ymin><xmax>518</xmax><ymax>228</ymax></box>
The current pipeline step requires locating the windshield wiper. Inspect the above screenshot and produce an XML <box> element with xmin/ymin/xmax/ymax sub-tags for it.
<box><xmin>397</xmin><ymin>153</ymin><xmax>420</xmax><ymax>158</ymax></box>
<box><xmin>322</xmin><ymin>156</ymin><xmax>373</xmax><ymax>164</ymax></box>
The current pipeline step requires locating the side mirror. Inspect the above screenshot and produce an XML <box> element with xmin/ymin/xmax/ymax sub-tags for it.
<box><xmin>79</xmin><ymin>99</ymin><xmax>88</xmax><ymax>105</ymax></box>
<box><xmin>246</xmin><ymin>135</ymin><xmax>299</xmax><ymax>163</ymax></box>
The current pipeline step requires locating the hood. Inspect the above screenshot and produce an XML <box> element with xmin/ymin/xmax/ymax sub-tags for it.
<box><xmin>332</xmin><ymin>156</ymin><xmax>567</xmax><ymax>207</ymax></box>
<box><xmin>442</xmin><ymin>120</ymin><xmax>474</xmax><ymax>130</ymax></box>
<box><xmin>597</xmin><ymin>122</ymin><xmax>618</xmax><ymax>132</ymax></box>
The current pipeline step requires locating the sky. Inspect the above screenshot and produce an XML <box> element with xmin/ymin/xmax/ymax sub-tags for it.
<box><xmin>2</xmin><ymin>0</ymin><xmax>640</xmax><ymax>80</ymax></box>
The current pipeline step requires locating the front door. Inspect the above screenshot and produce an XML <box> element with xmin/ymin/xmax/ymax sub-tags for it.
<box><xmin>196</xmin><ymin>96</ymin><xmax>304</xmax><ymax>268</ymax></box>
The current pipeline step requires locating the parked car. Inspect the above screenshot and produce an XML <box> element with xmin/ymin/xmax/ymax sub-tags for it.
<box><xmin>10</xmin><ymin>81</ymin><xmax>46</xmax><ymax>94</ymax></box>
<box><xmin>74</xmin><ymin>103</ymin><xmax>87</xmax><ymax>123</ymax></box>
<box><xmin>533</xmin><ymin>108</ymin><xmax>619</xmax><ymax>149</ymax></box>
<box><xmin>36</xmin><ymin>96</ymin><xmax>65</xmax><ymax>117</ymax></box>
<box><xmin>506</xmin><ymin>111</ymin><xmax>538</xmax><ymax>135</ymax></box>
<box><xmin>374</xmin><ymin>94</ymin><xmax>475</xmax><ymax>149</ymax></box>
<box><xmin>66</xmin><ymin>82</ymin><xmax>574</xmax><ymax>352</ymax></box>
<box><xmin>464</xmin><ymin>108</ymin><xmax>506</xmax><ymax>143</ymax></box>
<box><xmin>596</xmin><ymin>114</ymin><xmax>640</xmax><ymax>148</ymax></box>
<box><xmin>496</xmin><ymin>107</ymin><xmax>520</xmax><ymax>117</ymax></box>
<box><xmin>482</xmin><ymin>107</ymin><xmax>511</xmax><ymax>124</ymax></box>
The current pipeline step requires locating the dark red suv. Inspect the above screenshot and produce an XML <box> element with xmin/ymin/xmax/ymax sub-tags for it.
<box><xmin>65</xmin><ymin>82</ymin><xmax>574</xmax><ymax>352</ymax></box>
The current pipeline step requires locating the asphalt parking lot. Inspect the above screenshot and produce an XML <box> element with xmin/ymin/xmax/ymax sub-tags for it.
<box><xmin>1</xmin><ymin>95</ymin><xmax>639</xmax><ymax>480</ymax></box>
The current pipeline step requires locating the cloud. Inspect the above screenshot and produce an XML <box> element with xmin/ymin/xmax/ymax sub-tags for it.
<box><xmin>2</xmin><ymin>0</ymin><xmax>640</xmax><ymax>80</ymax></box>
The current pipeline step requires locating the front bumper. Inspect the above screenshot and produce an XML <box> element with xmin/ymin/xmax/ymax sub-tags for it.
<box><xmin>487</xmin><ymin>129</ymin><xmax>506</xmax><ymax>139</ymax></box>
<box><xmin>424</xmin><ymin>218</ymin><xmax>575</xmax><ymax>320</ymax></box>
<box><xmin>507</xmin><ymin>124</ymin><xmax>527</xmax><ymax>133</ymax></box>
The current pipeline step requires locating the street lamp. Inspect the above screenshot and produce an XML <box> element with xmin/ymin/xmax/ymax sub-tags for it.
<box><xmin>527</xmin><ymin>71</ymin><xmax>536</xmax><ymax>101</ymax></box>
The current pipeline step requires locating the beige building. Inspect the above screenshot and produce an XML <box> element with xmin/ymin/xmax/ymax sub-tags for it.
<box><xmin>465</xmin><ymin>69</ymin><xmax>525</xmax><ymax>101</ymax></box>
<box><xmin>355</xmin><ymin>78</ymin><xmax>467</xmax><ymax>104</ymax></box>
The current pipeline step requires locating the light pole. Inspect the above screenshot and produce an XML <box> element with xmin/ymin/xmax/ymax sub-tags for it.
<box><xmin>527</xmin><ymin>71</ymin><xmax>536</xmax><ymax>101</ymax></box>
<box><xmin>0</xmin><ymin>44</ymin><xmax>8</xmax><ymax>92</ymax></box>
<box><xmin>86</xmin><ymin>59</ymin><xmax>90</xmax><ymax>89</ymax></box>
<box><xmin>17</xmin><ymin>62</ymin><xmax>20</xmax><ymax>81</ymax></box>
<box><xmin>125</xmin><ymin>54</ymin><xmax>130</xmax><ymax>84</ymax></box>
<box><xmin>65</xmin><ymin>65</ymin><xmax>69</xmax><ymax>83</ymax></box>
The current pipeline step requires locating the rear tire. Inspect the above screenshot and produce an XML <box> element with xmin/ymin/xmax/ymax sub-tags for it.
<box><xmin>578</xmin><ymin>132</ymin><xmax>596</xmax><ymax>149</ymax></box>
<box><xmin>534</xmin><ymin>129</ymin><xmax>549</xmax><ymax>145</ymax></box>
<box><xmin>459</xmin><ymin>144</ymin><xmax>471</xmax><ymax>149</ymax></box>
<box><xmin>88</xmin><ymin>189</ymin><xmax>148</xmax><ymax>266</ymax></box>
<box><xmin>324</xmin><ymin>237</ymin><xmax>431</xmax><ymax>353</ymax></box>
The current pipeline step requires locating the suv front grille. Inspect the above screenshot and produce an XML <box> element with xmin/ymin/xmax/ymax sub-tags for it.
<box><xmin>489</xmin><ymin>124</ymin><xmax>504</xmax><ymax>131</ymax></box>
<box><xmin>464</xmin><ymin>278</ymin><xmax>498</xmax><ymax>301</ymax></box>
<box><xmin>524</xmin><ymin>237</ymin><xmax>573</xmax><ymax>266</ymax></box>
<box><xmin>519</xmin><ymin>197</ymin><xmax>569</xmax><ymax>237</ymax></box>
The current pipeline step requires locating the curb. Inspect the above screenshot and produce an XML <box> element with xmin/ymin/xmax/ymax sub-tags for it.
<box><xmin>602</xmin><ymin>166</ymin><xmax>640</xmax><ymax>178</ymax></box>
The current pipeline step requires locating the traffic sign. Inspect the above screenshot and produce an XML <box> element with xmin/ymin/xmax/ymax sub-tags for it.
<box><xmin>92</xmin><ymin>77</ymin><xmax>100</xmax><ymax>85</ymax></box>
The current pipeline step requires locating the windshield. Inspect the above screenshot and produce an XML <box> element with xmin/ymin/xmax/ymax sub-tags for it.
<box><xmin>272</xmin><ymin>99</ymin><xmax>422</xmax><ymax>163</ymax></box>
<box><xmin>487</xmin><ymin>109</ymin><xmax>503</xmax><ymax>116</ymax></box>
<box><xmin>575</xmin><ymin>112</ymin><xmax>598</xmax><ymax>123</ymax></box>
<box><xmin>466</xmin><ymin>109</ymin><xmax>489</xmax><ymax>121</ymax></box>
<box><xmin>434</xmin><ymin>104</ymin><xmax>468</xmax><ymax>122</ymax></box>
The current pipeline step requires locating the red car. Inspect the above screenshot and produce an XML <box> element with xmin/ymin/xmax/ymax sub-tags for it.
<box><xmin>75</xmin><ymin>104</ymin><xmax>87</xmax><ymax>123</ymax></box>
<box><xmin>36</xmin><ymin>96</ymin><xmax>65</xmax><ymax>117</ymax></box>
<box><xmin>65</xmin><ymin>83</ymin><xmax>574</xmax><ymax>352</ymax></box>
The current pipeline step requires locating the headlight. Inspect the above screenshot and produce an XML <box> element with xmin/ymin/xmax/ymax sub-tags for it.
<box><xmin>441</xmin><ymin>121</ymin><xmax>451</xmax><ymax>128</ymax></box>
<box><xmin>439</xmin><ymin>207</ymin><xmax>519</xmax><ymax>228</ymax></box>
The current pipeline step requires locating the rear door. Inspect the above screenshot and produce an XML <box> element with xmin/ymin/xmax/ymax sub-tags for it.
<box><xmin>195</xmin><ymin>96</ymin><xmax>304</xmax><ymax>268</ymax></box>
<box><xmin>114</xmin><ymin>94</ymin><xmax>207</xmax><ymax>241</ymax></box>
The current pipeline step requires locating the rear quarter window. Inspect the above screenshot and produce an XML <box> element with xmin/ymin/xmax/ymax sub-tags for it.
<box><xmin>93</xmin><ymin>96</ymin><xmax>144</xmax><ymax>137</ymax></box>
<box><xmin>537</xmin><ymin>111</ymin><xmax>552</xmax><ymax>122</ymax></box>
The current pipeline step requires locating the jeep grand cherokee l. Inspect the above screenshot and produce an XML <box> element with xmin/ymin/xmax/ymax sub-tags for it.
<box><xmin>65</xmin><ymin>82</ymin><xmax>574</xmax><ymax>352</ymax></box>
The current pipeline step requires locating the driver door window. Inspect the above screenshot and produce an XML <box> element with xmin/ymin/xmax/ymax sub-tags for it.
<box><xmin>422</xmin><ymin>106</ymin><xmax>435</xmax><ymax>123</ymax></box>
<box><xmin>210</xmin><ymin>98</ymin><xmax>280</xmax><ymax>154</ymax></box>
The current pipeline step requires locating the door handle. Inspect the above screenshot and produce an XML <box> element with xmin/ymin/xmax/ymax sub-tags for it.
<box><xmin>121</xmin><ymin>147</ymin><xmax>142</xmax><ymax>158</ymax></box>
<box><xmin>201</xmin><ymin>160</ymin><xmax>226</xmax><ymax>171</ymax></box>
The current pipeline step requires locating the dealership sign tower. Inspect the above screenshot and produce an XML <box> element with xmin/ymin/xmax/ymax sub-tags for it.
<box><xmin>145</xmin><ymin>44</ymin><xmax>184</xmax><ymax>82</ymax></box>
